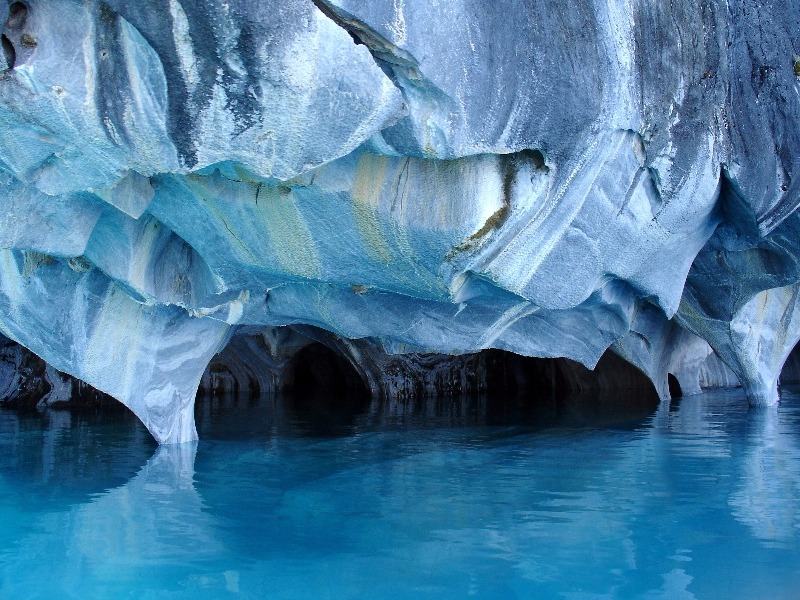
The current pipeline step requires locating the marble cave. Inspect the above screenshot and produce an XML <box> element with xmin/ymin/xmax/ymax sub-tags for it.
<box><xmin>0</xmin><ymin>0</ymin><xmax>799</xmax><ymax>445</ymax></box>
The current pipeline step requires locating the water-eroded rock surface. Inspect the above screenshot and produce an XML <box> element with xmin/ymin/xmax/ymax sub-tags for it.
<box><xmin>0</xmin><ymin>0</ymin><xmax>798</xmax><ymax>442</ymax></box>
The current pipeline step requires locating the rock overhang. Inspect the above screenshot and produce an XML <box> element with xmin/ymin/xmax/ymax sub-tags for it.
<box><xmin>0</xmin><ymin>0</ymin><xmax>798</xmax><ymax>443</ymax></box>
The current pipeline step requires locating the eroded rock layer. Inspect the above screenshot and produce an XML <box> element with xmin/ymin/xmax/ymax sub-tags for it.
<box><xmin>0</xmin><ymin>0</ymin><xmax>798</xmax><ymax>442</ymax></box>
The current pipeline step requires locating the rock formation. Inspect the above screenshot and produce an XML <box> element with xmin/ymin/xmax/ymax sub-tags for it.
<box><xmin>0</xmin><ymin>0</ymin><xmax>798</xmax><ymax>443</ymax></box>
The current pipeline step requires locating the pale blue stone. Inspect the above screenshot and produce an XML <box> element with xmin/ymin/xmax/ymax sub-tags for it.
<box><xmin>0</xmin><ymin>0</ymin><xmax>798</xmax><ymax>442</ymax></box>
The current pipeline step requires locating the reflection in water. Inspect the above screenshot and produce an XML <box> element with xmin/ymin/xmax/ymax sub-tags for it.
<box><xmin>1</xmin><ymin>389</ymin><xmax>799</xmax><ymax>598</ymax></box>
<box><xmin>194</xmin><ymin>389</ymin><xmax>660</xmax><ymax>441</ymax></box>
<box><xmin>729</xmin><ymin>404</ymin><xmax>800</xmax><ymax>547</ymax></box>
<box><xmin>0</xmin><ymin>404</ymin><xmax>154</xmax><ymax>503</ymax></box>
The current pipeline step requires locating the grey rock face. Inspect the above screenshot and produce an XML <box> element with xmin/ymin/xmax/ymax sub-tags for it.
<box><xmin>0</xmin><ymin>0</ymin><xmax>798</xmax><ymax>442</ymax></box>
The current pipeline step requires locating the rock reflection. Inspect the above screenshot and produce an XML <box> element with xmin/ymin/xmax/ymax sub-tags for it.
<box><xmin>63</xmin><ymin>443</ymin><xmax>222</xmax><ymax>571</ymax></box>
<box><xmin>0</xmin><ymin>403</ymin><xmax>154</xmax><ymax>503</ymax></box>
<box><xmin>0</xmin><ymin>388</ymin><xmax>799</xmax><ymax>597</ymax></box>
<box><xmin>729</xmin><ymin>393</ymin><xmax>800</xmax><ymax>547</ymax></box>
<box><xmin>0</xmin><ymin>438</ymin><xmax>225</xmax><ymax>598</ymax></box>
<box><xmin>194</xmin><ymin>388</ymin><xmax>660</xmax><ymax>440</ymax></box>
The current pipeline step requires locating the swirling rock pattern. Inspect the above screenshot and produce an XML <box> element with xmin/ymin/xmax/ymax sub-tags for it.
<box><xmin>0</xmin><ymin>0</ymin><xmax>798</xmax><ymax>442</ymax></box>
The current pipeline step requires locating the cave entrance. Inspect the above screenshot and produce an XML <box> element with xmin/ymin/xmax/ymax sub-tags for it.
<box><xmin>481</xmin><ymin>349</ymin><xmax>660</xmax><ymax>427</ymax></box>
<box><xmin>780</xmin><ymin>342</ymin><xmax>800</xmax><ymax>385</ymax></box>
<box><xmin>2</xmin><ymin>3</ymin><xmax>28</xmax><ymax>71</ymax></box>
<box><xmin>280</xmin><ymin>342</ymin><xmax>371</xmax><ymax>435</ymax></box>
<box><xmin>1</xmin><ymin>34</ymin><xmax>14</xmax><ymax>69</ymax></box>
<box><xmin>668</xmin><ymin>373</ymin><xmax>682</xmax><ymax>399</ymax></box>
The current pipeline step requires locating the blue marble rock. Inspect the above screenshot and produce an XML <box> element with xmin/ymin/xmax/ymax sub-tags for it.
<box><xmin>0</xmin><ymin>0</ymin><xmax>798</xmax><ymax>442</ymax></box>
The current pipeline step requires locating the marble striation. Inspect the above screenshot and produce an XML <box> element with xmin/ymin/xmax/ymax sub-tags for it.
<box><xmin>0</xmin><ymin>0</ymin><xmax>798</xmax><ymax>442</ymax></box>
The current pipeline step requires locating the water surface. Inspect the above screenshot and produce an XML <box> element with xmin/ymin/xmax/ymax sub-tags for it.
<box><xmin>1</xmin><ymin>389</ymin><xmax>799</xmax><ymax>599</ymax></box>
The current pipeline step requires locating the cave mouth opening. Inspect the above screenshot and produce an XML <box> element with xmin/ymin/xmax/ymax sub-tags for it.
<box><xmin>2</xmin><ymin>34</ymin><xmax>15</xmax><ymax>69</ymax></box>
<box><xmin>481</xmin><ymin>349</ymin><xmax>661</xmax><ymax>428</ymax></box>
<box><xmin>280</xmin><ymin>342</ymin><xmax>371</xmax><ymax>435</ymax></box>
<box><xmin>668</xmin><ymin>373</ymin><xmax>682</xmax><ymax>399</ymax></box>
<box><xmin>6</xmin><ymin>3</ymin><xmax>28</xmax><ymax>28</ymax></box>
<box><xmin>780</xmin><ymin>342</ymin><xmax>800</xmax><ymax>385</ymax></box>
<box><xmin>667</xmin><ymin>372</ymin><xmax>683</xmax><ymax>412</ymax></box>
<box><xmin>194</xmin><ymin>342</ymin><xmax>662</xmax><ymax>435</ymax></box>
<box><xmin>2</xmin><ymin>2</ymin><xmax>29</xmax><ymax>70</ymax></box>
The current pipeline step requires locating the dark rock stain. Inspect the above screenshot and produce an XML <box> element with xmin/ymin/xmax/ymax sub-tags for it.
<box><xmin>94</xmin><ymin>4</ymin><xmax>134</xmax><ymax>148</ymax></box>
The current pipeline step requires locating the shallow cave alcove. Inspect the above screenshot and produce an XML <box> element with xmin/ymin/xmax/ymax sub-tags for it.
<box><xmin>480</xmin><ymin>348</ymin><xmax>660</xmax><ymax>427</ymax></box>
<box><xmin>668</xmin><ymin>373</ymin><xmax>682</xmax><ymax>399</ymax></box>
<box><xmin>2</xmin><ymin>34</ymin><xmax>14</xmax><ymax>69</ymax></box>
<box><xmin>780</xmin><ymin>342</ymin><xmax>800</xmax><ymax>385</ymax></box>
<box><xmin>280</xmin><ymin>342</ymin><xmax>371</xmax><ymax>434</ymax></box>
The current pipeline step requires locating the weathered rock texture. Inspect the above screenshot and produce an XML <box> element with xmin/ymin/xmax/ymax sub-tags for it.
<box><xmin>0</xmin><ymin>0</ymin><xmax>798</xmax><ymax>442</ymax></box>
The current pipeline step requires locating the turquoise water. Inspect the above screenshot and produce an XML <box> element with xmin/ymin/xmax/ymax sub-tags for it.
<box><xmin>1</xmin><ymin>389</ymin><xmax>800</xmax><ymax>599</ymax></box>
